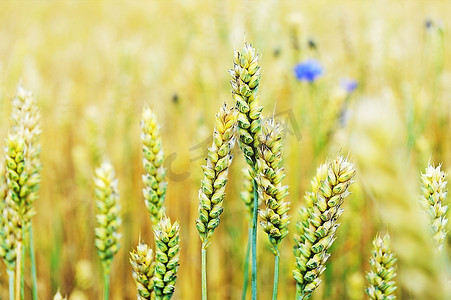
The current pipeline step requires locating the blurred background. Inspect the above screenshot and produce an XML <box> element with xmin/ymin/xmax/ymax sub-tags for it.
<box><xmin>1</xmin><ymin>1</ymin><xmax>451</xmax><ymax>299</ymax></box>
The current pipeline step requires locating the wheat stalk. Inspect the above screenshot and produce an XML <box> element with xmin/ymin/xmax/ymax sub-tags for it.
<box><xmin>239</xmin><ymin>166</ymin><xmax>255</xmax><ymax>300</ymax></box>
<box><xmin>420</xmin><ymin>163</ymin><xmax>448</xmax><ymax>251</ymax></box>
<box><xmin>130</xmin><ymin>242</ymin><xmax>156</xmax><ymax>300</ymax></box>
<box><xmin>153</xmin><ymin>215</ymin><xmax>180</xmax><ymax>300</ymax></box>
<box><xmin>365</xmin><ymin>233</ymin><xmax>397</xmax><ymax>300</ymax></box>
<box><xmin>141</xmin><ymin>106</ymin><xmax>167</xmax><ymax>225</ymax></box>
<box><xmin>94</xmin><ymin>161</ymin><xmax>122</xmax><ymax>300</ymax></box>
<box><xmin>230</xmin><ymin>43</ymin><xmax>263</xmax><ymax>300</ymax></box>
<box><xmin>293</xmin><ymin>155</ymin><xmax>356</xmax><ymax>299</ymax></box>
<box><xmin>256</xmin><ymin>118</ymin><xmax>290</xmax><ymax>300</ymax></box>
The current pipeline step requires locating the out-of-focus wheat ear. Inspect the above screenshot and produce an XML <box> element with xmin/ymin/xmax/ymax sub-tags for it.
<box><xmin>10</xmin><ymin>85</ymin><xmax>41</xmax><ymax>300</ymax></box>
<box><xmin>94</xmin><ymin>161</ymin><xmax>122</xmax><ymax>273</ymax></box>
<box><xmin>94</xmin><ymin>161</ymin><xmax>121</xmax><ymax>300</ymax></box>
<box><xmin>0</xmin><ymin>197</ymin><xmax>20</xmax><ymax>272</ymax></box>
<box><xmin>1</xmin><ymin>160</ymin><xmax>20</xmax><ymax>300</ymax></box>
<box><xmin>153</xmin><ymin>215</ymin><xmax>180</xmax><ymax>300</ymax></box>
<box><xmin>4</xmin><ymin>134</ymin><xmax>29</xmax><ymax>232</ymax></box>
<box><xmin>10</xmin><ymin>85</ymin><xmax>41</xmax><ymax>207</ymax></box>
<box><xmin>130</xmin><ymin>242</ymin><xmax>156</xmax><ymax>300</ymax></box>
<box><xmin>240</xmin><ymin>166</ymin><xmax>257</xmax><ymax>222</ymax></box>
<box><xmin>196</xmin><ymin>103</ymin><xmax>237</xmax><ymax>247</ymax></box>
<box><xmin>4</xmin><ymin>133</ymin><xmax>30</xmax><ymax>300</ymax></box>
<box><xmin>293</xmin><ymin>155</ymin><xmax>356</xmax><ymax>300</ymax></box>
<box><xmin>365</xmin><ymin>233</ymin><xmax>397</xmax><ymax>300</ymax></box>
<box><xmin>141</xmin><ymin>106</ymin><xmax>167</xmax><ymax>225</ymax></box>
<box><xmin>420</xmin><ymin>163</ymin><xmax>448</xmax><ymax>251</ymax></box>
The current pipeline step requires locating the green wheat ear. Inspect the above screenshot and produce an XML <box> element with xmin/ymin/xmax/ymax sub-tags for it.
<box><xmin>0</xmin><ymin>161</ymin><xmax>20</xmax><ymax>272</ymax></box>
<box><xmin>293</xmin><ymin>155</ymin><xmax>356</xmax><ymax>300</ymax></box>
<box><xmin>365</xmin><ymin>233</ymin><xmax>397</xmax><ymax>300</ymax></box>
<box><xmin>420</xmin><ymin>163</ymin><xmax>448</xmax><ymax>251</ymax></box>
<box><xmin>130</xmin><ymin>242</ymin><xmax>156</xmax><ymax>300</ymax></box>
<box><xmin>153</xmin><ymin>215</ymin><xmax>180</xmax><ymax>300</ymax></box>
<box><xmin>196</xmin><ymin>103</ymin><xmax>237</xmax><ymax>248</ymax></box>
<box><xmin>10</xmin><ymin>85</ymin><xmax>42</xmax><ymax>212</ymax></box>
<box><xmin>94</xmin><ymin>161</ymin><xmax>122</xmax><ymax>275</ymax></box>
<box><xmin>141</xmin><ymin>106</ymin><xmax>167</xmax><ymax>225</ymax></box>
<box><xmin>230</xmin><ymin>43</ymin><xmax>263</xmax><ymax>169</ymax></box>
<box><xmin>4</xmin><ymin>133</ymin><xmax>30</xmax><ymax>230</ymax></box>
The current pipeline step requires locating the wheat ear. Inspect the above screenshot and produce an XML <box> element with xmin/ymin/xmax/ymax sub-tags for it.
<box><xmin>230</xmin><ymin>43</ymin><xmax>263</xmax><ymax>300</ymax></box>
<box><xmin>130</xmin><ymin>242</ymin><xmax>156</xmax><ymax>300</ymax></box>
<box><xmin>257</xmin><ymin>118</ymin><xmax>290</xmax><ymax>300</ymax></box>
<box><xmin>196</xmin><ymin>103</ymin><xmax>237</xmax><ymax>246</ymax></box>
<box><xmin>10</xmin><ymin>85</ymin><xmax>41</xmax><ymax>300</ymax></box>
<box><xmin>293</xmin><ymin>155</ymin><xmax>356</xmax><ymax>299</ymax></box>
<box><xmin>94</xmin><ymin>161</ymin><xmax>122</xmax><ymax>300</ymax></box>
<box><xmin>195</xmin><ymin>103</ymin><xmax>237</xmax><ymax>300</ymax></box>
<box><xmin>0</xmin><ymin>161</ymin><xmax>19</xmax><ymax>300</ymax></box>
<box><xmin>4</xmin><ymin>133</ymin><xmax>28</xmax><ymax>300</ymax></box>
<box><xmin>365</xmin><ymin>233</ymin><xmax>397</xmax><ymax>300</ymax></box>
<box><xmin>230</xmin><ymin>43</ymin><xmax>263</xmax><ymax>167</ymax></box>
<box><xmin>153</xmin><ymin>215</ymin><xmax>180</xmax><ymax>300</ymax></box>
<box><xmin>257</xmin><ymin>118</ymin><xmax>290</xmax><ymax>251</ymax></box>
<box><xmin>420</xmin><ymin>163</ymin><xmax>448</xmax><ymax>251</ymax></box>
<box><xmin>141</xmin><ymin>106</ymin><xmax>167</xmax><ymax>225</ymax></box>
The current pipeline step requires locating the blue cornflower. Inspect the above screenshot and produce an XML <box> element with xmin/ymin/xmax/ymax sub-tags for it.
<box><xmin>340</xmin><ymin>79</ymin><xmax>358</xmax><ymax>93</ymax></box>
<box><xmin>293</xmin><ymin>59</ymin><xmax>324</xmax><ymax>82</ymax></box>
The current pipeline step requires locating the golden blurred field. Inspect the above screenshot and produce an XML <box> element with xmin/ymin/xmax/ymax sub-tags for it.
<box><xmin>1</xmin><ymin>1</ymin><xmax>451</xmax><ymax>299</ymax></box>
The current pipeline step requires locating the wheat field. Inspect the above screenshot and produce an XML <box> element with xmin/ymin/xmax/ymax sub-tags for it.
<box><xmin>1</xmin><ymin>1</ymin><xmax>451</xmax><ymax>299</ymax></box>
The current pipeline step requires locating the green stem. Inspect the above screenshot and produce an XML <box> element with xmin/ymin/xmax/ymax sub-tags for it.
<box><xmin>21</xmin><ymin>230</ymin><xmax>25</xmax><ymax>300</ymax></box>
<box><xmin>242</xmin><ymin>227</ymin><xmax>252</xmax><ymax>300</ymax></box>
<box><xmin>272</xmin><ymin>250</ymin><xmax>280</xmax><ymax>300</ymax></box>
<box><xmin>251</xmin><ymin>179</ymin><xmax>258</xmax><ymax>300</ymax></box>
<box><xmin>295</xmin><ymin>284</ymin><xmax>301</xmax><ymax>300</ymax></box>
<box><xmin>15</xmin><ymin>240</ymin><xmax>21</xmax><ymax>300</ymax></box>
<box><xmin>29</xmin><ymin>224</ymin><xmax>38</xmax><ymax>300</ymax></box>
<box><xmin>103</xmin><ymin>272</ymin><xmax>110</xmax><ymax>300</ymax></box>
<box><xmin>202</xmin><ymin>245</ymin><xmax>207</xmax><ymax>300</ymax></box>
<box><xmin>7</xmin><ymin>270</ymin><xmax>14</xmax><ymax>300</ymax></box>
